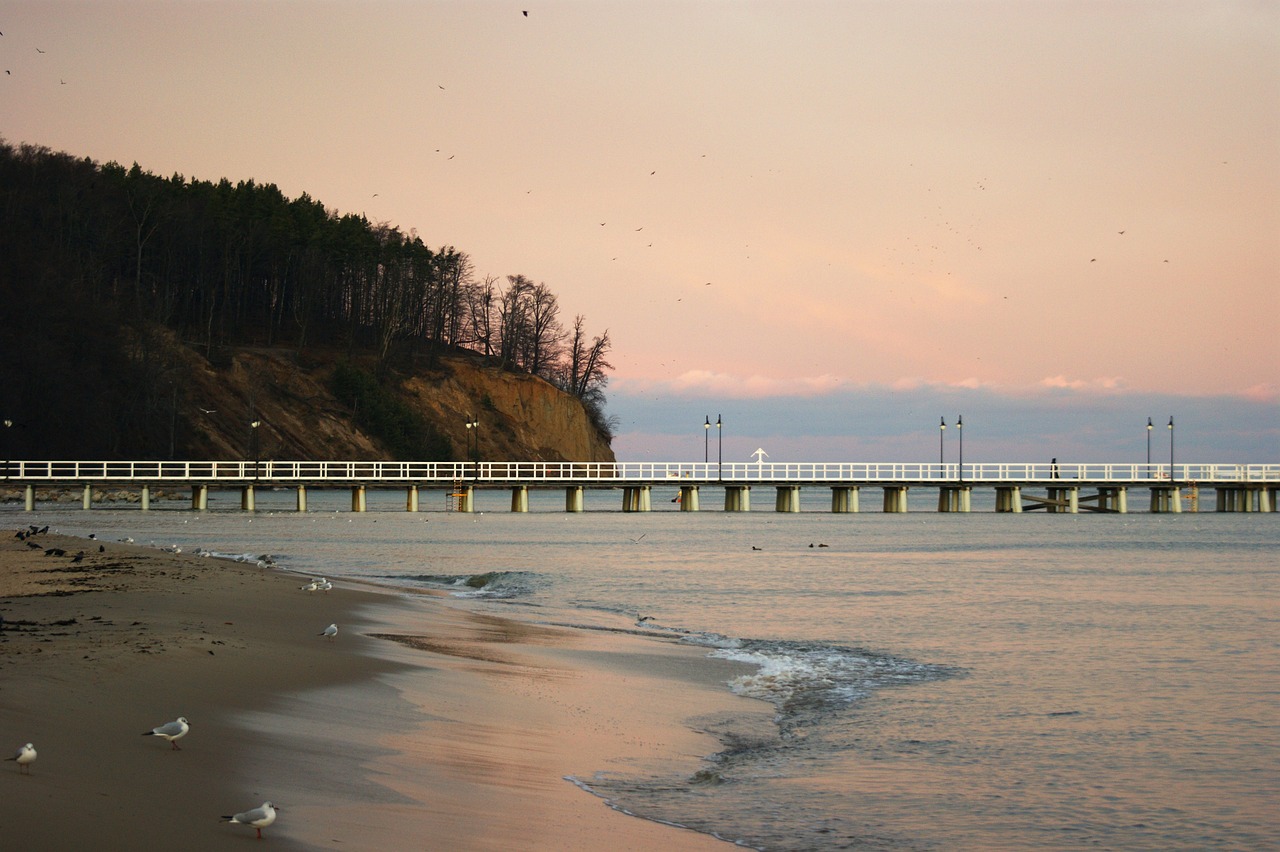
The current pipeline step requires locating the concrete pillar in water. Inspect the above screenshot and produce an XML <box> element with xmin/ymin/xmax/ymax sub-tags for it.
<box><xmin>831</xmin><ymin>486</ymin><xmax>859</xmax><ymax>513</ymax></box>
<box><xmin>192</xmin><ymin>485</ymin><xmax>208</xmax><ymax>511</ymax></box>
<box><xmin>937</xmin><ymin>487</ymin><xmax>971</xmax><ymax>512</ymax></box>
<box><xmin>458</xmin><ymin>486</ymin><xmax>475</xmax><ymax>513</ymax></box>
<box><xmin>679</xmin><ymin>485</ymin><xmax>700</xmax><ymax>512</ymax></box>
<box><xmin>511</xmin><ymin>486</ymin><xmax>529</xmax><ymax>513</ymax></box>
<box><xmin>82</xmin><ymin>484</ymin><xmax>92</xmax><ymax>510</ymax></box>
<box><xmin>622</xmin><ymin>486</ymin><xmax>653</xmax><ymax>512</ymax></box>
<box><xmin>565</xmin><ymin>486</ymin><xmax>584</xmax><ymax>513</ymax></box>
<box><xmin>297</xmin><ymin>485</ymin><xmax>309</xmax><ymax>513</ymax></box>
<box><xmin>725</xmin><ymin>485</ymin><xmax>751</xmax><ymax>512</ymax></box>
<box><xmin>882</xmin><ymin>486</ymin><xmax>908</xmax><ymax>513</ymax></box>
<box><xmin>140</xmin><ymin>485</ymin><xmax>150</xmax><ymax>511</ymax></box>
<box><xmin>24</xmin><ymin>483</ymin><xmax>34</xmax><ymax>511</ymax></box>
<box><xmin>351</xmin><ymin>485</ymin><xmax>367</xmax><ymax>513</ymax></box>
<box><xmin>405</xmin><ymin>485</ymin><xmax>418</xmax><ymax>513</ymax></box>
<box><xmin>1100</xmin><ymin>487</ymin><xmax>1128</xmax><ymax>514</ymax></box>
<box><xmin>995</xmin><ymin>486</ymin><xmax>1022</xmax><ymax>513</ymax></box>
<box><xmin>241</xmin><ymin>485</ymin><xmax>255</xmax><ymax>512</ymax></box>
<box><xmin>1260</xmin><ymin>487</ymin><xmax>1276</xmax><ymax>513</ymax></box>
<box><xmin>775</xmin><ymin>486</ymin><xmax>801</xmax><ymax>513</ymax></box>
<box><xmin>1149</xmin><ymin>486</ymin><xmax>1182</xmax><ymax>513</ymax></box>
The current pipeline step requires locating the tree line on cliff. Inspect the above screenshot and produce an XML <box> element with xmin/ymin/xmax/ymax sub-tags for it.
<box><xmin>0</xmin><ymin>140</ymin><xmax>614</xmax><ymax>458</ymax></box>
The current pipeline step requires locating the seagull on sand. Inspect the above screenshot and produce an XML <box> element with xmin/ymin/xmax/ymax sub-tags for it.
<box><xmin>320</xmin><ymin>623</ymin><xmax>338</xmax><ymax>640</ymax></box>
<box><xmin>142</xmin><ymin>716</ymin><xmax>190</xmax><ymax>750</ymax></box>
<box><xmin>7</xmin><ymin>743</ymin><xmax>36</xmax><ymax>774</ymax></box>
<box><xmin>223</xmin><ymin>802</ymin><xmax>278</xmax><ymax>839</ymax></box>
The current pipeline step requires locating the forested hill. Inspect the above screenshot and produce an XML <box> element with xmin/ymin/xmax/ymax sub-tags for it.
<box><xmin>0</xmin><ymin>140</ymin><xmax>615</xmax><ymax>462</ymax></box>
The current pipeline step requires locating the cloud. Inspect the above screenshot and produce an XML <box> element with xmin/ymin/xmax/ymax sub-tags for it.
<box><xmin>1039</xmin><ymin>375</ymin><xmax>1130</xmax><ymax>393</ymax></box>
<box><xmin>663</xmin><ymin>370</ymin><xmax>847</xmax><ymax>398</ymax></box>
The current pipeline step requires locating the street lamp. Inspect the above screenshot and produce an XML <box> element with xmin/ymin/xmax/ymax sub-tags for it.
<box><xmin>1152</xmin><ymin>417</ymin><xmax>1162</xmax><ymax>478</ymax></box>
<box><xmin>465</xmin><ymin>416</ymin><xmax>480</xmax><ymax>469</ymax></box>
<box><xmin>716</xmin><ymin>414</ymin><xmax>722</xmax><ymax>480</ymax></box>
<box><xmin>250</xmin><ymin>420</ymin><xmax>261</xmax><ymax>479</ymax></box>
<box><xmin>704</xmin><ymin>415</ymin><xmax>711</xmax><ymax>464</ymax></box>
<box><xmin>1168</xmin><ymin>416</ymin><xmax>1175</xmax><ymax>483</ymax></box>
<box><xmin>957</xmin><ymin>415</ymin><xmax>963</xmax><ymax>482</ymax></box>
<box><xmin>3</xmin><ymin>418</ymin><xmax>12</xmax><ymax>480</ymax></box>
<box><xmin>939</xmin><ymin>417</ymin><xmax>946</xmax><ymax>473</ymax></box>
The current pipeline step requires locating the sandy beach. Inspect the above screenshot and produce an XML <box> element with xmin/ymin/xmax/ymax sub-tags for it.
<box><xmin>0</xmin><ymin>528</ymin><xmax>766</xmax><ymax>850</ymax></box>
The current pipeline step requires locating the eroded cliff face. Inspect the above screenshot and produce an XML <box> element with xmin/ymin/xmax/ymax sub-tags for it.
<box><xmin>163</xmin><ymin>337</ymin><xmax>612</xmax><ymax>462</ymax></box>
<box><xmin>401</xmin><ymin>364</ymin><xmax>614</xmax><ymax>463</ymax></box>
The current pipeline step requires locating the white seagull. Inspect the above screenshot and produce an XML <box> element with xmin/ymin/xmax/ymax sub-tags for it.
<box><xmin>6</xmin><ymin>742</ymin><xmax>36</xmax><ymax>774</ymax></box>
<box><xmin>320</xmin><ymin>623</ymin><xmax>338</xmax><ymax>640</ymax></box>
<box><xmin>223</xmin><ymin>801</ymin><xmax>278</xmax><ymax>839</ymax></box>
<box><xmin>142</xmin><ymin>716</ymin><xmax>190</xmax><ymax>750</ymax></box>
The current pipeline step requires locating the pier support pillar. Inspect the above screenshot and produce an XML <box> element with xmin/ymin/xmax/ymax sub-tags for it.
<box><xmin>1149</xmin><ymin>486</ymin><xmax>1182</xmax><ymax>513</ymax></box>
<box><xmin>679</xmin><ymin>485</ymin><xmax>700</xmax><ymax>512</ymax></box>
<box><xmin>938</xmin><ymin>486</ymin><xmax>971</xmax><ymax>513</ymax></box>
<box><xmin>882</xmin><ymin>486</ymin><xmax>909</xmax><ymax>513</ymax></box>
<box><xmin>831</xmin><ymin>486</ymin><xmax>860</xmax><ymax>513</ymax></box>
<box><xmin>24</xmin><ymin>483</ymin><xmax>34</xmax><ymax>511</ymax></box>
<box><xmin>1261</xmin><ymin>487</ymin><xmax>1277</xmax><ymax>513</ymax></box>
<box><xmin>774</xmin><ymin>486</ymin><xmax>801</xmax><ymax>513</ymax></box>
<box><xmin>456</xmin><ymin>486</ymin><xmax>475</xmax><ymax>513</ymax></box>
<box><xmin>82</xmin><ymin>484</ymin><xmax>92</xmax><ymax>510</ymax></box>
<box><xmin>565</xmin><ymin>486</ymin><xmax>584</xmax><ymax>513</ymax></box>
<box><xmin>404</xmin><ymin>485</ymin><xmax>417</xmax><ymax>513</ymax></box>
<box><xmin>296</xmin><ymin>485</ymin><xmax>309</xmax><ymax>512</ymax></box>
<box><xmin>725</xmin><ymin>485</ymin><xmax>751</xmax><ymax>512</ymax></box>
<box><xmin>241</xmin><ymin>485</ymin><xmax>256</xmax><ymax>512</ymax></box>
<box><xmin>1046</xmin><ymin>487</ymin><xmax>1079</xmax><ymax>514</ymax></box>
<box><xmin>1098</xmin><ymin>487</ymin><xmax>1128</xmax><ymax>513</ymax></box>
<box><xmin>995</xmin><ymin>486</ymin><xmax>1022</xmax><ymax>513</ymax></box>
<box><xmin>351</xmin><ymin>485</ymin><xmax>367</xmax><ymax>513</ymax></box>
<box><xmin>511</xmin><ymin>486</ymin><xmax>529</xmax><ymax>513</ymax></box>
<box><xmin>140</xmin><ymin>485</ymin><xmax>151</xmax><ymax>511</ymax></box>
<box><xmin>622</xmin><ymin>486</ymin><xmax>651</xmax><ymax>512</ymax></box>
<box><xmin>192</xmin><ymin>485</ymin><xmax>208</xmax><ymax>511</ymax></box>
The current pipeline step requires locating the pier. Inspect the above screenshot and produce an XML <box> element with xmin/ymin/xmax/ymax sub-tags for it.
<box><xmin>3</xmin><ymin>460</ymin><xmax>1278</xmax><ymax>514</ymax></box>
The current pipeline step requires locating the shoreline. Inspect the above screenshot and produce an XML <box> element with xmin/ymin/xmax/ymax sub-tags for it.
<box><xmin>0</xmin><ymin>529</ymin><xmax>768</xmax><ymax>849</ymax></box>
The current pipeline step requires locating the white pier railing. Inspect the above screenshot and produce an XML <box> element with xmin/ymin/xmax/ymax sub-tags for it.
<box><xmin>3</xmin><ymin>460</ymin><xmax>1278</xmax><ymax>485</ymax></box>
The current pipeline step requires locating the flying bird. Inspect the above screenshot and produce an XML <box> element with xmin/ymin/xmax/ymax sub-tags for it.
<box><xmin>523</xmin><ymin>10</ymin><xmax>528</xmax><ymax>15</ymax></box>
<box><xmin>142</xmin><ymin>716</ymin><xmax>190</xmax><ymax>750</ymax></box>
<box><xmin>320</xmin><ymin>623</ymin><xmax>338</xmax><ymax>640</ymax></box>
<box><xmin>36</xmin><ymin>47</ymin><xmax>45</xmax><ymax>54</ymax></box>
<box><xmin>7</xmin><ymin>743</ymin><xmax>36</xmax><ymax>774</ymax></box>
<box><xmin>223</xmin><ymin>802</ymin><xmax>278</xmax><ymax>839</ymax></box>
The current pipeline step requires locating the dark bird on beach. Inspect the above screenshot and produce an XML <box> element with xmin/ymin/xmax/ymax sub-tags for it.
<box><xmin>14</xmin><ymin>530</ymin><xmax>25</xmax><ymax>540</ymax></box>
<box><xmin>88</xmin><ymin>534</ymin><xmax>96</xmax><ymax>540</ymax></box>
<box><xmin>44</xmin><ymin>548</ymin><xmax>66</xmax><ymax>557</ymax></box>
<box><xmin>26</xmin><ymin>541</ymin><xmax>40</xmax><ymax>550</ymax></box>
<box><xmin>71</xmin><ymin>551</ymin><xmax>85</xmax><ymax>563</ymax></box>
<box><xmin>38</xmin><ymin>525</ymin><xmax>49</xmax><ymax>534</ymax></box>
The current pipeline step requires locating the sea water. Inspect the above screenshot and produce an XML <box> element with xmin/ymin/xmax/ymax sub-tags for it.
<box><xmin>11</xmin><ymin>490</ymin><xmax>1278</xmax><ymax>850</ymax></box>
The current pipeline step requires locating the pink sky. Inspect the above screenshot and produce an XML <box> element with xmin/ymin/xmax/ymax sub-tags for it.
<box><xmin>3</xmin><ymin>1</ymin><xmax>1276</xmax><ymax>459</ymax></box>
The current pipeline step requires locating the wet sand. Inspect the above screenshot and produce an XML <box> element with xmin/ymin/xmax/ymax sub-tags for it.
<box><xmin>0</xmin><ymin>529</ymin><xmax>765</xmax><ymax>849</ymax></box>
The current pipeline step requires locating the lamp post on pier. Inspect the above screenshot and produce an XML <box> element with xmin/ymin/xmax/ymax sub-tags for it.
<box><xmin>250</xmin><ymin>420</ymin><xmax>261</xmax><ymax>479</ymax></box>
<box><xmin>957</xmin><ymin>415</ymin><xmax>964</xmax><ymax>482</ymax></box>
<box><xmin>704</xmin><ymin>415</ymin><xmax>710</xmax><ymax>465</ymax></box>
<box><xmin>716</xmin><ymin>414</ymin><xmax>722</xmax><ymax>481</ymax></box>
<box><xmin>939</xmin><ymin>417</ymin><xmax>946</xmax><ymax>476</ymax></box>
<box><xmin>1168</xmin><ymin>416</ymin><xmax>1175</xmax><ymax>484</ymax></box>
<box><xmin>1152</xmin><ymin>417</ymin><xmax>1162</xmax><ymax>478</ymax></box>
<box><xmin>3</xmin><ymin>419</ymin><xmax>12</xmax><ymax>480</ymax></box>
<box><xmin>465</xmin><ymin>415</ymin><xmax>479</xmax><ymax>477</ymax></box>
